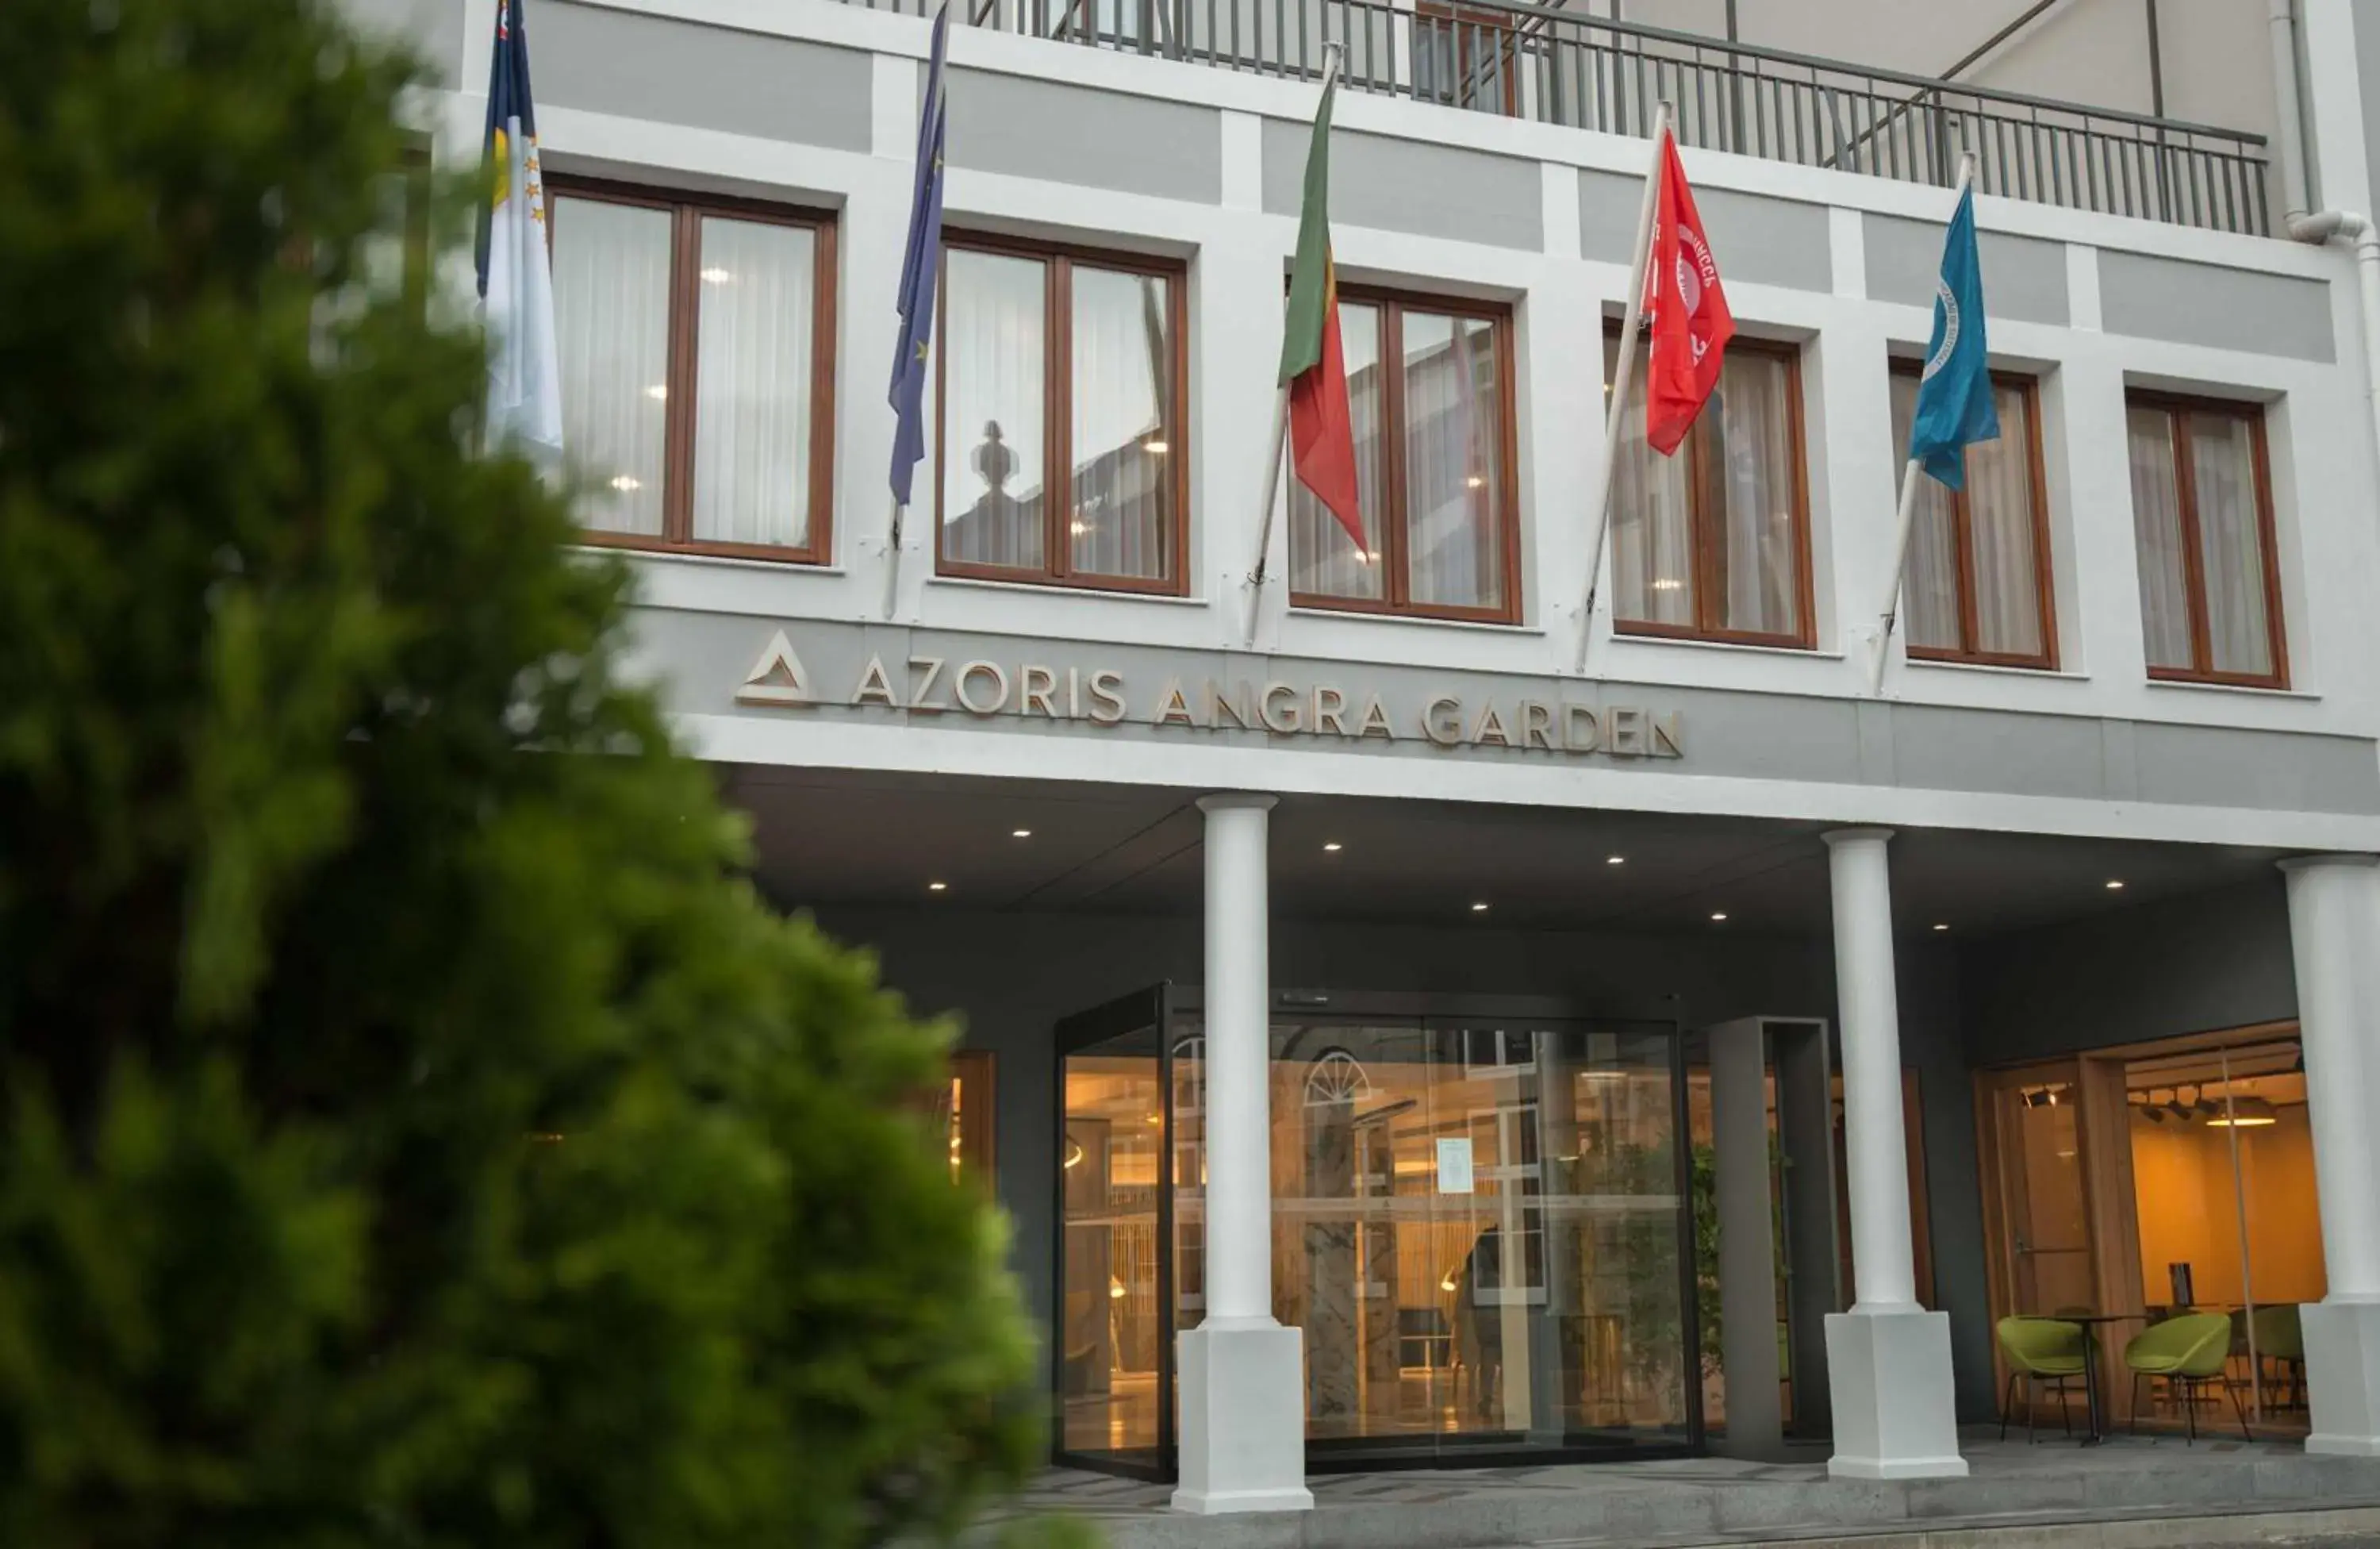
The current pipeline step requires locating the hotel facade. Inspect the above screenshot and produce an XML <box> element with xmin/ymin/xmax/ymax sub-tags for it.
<box><xmin>373</xmin><ymin>0</ymin><xmax>2380</xmax><ymax>1511</ymax></box>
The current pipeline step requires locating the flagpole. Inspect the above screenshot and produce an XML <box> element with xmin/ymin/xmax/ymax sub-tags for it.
<box><xmin>1868</xmin><ymin>150</ymin><xmax>1976</xmax><ymax>697</ymax></box>
<box><xmin>1245</xmin><ymin>41</ymin><xmax>1343</xmax><ymax>651</ymax></box>
<box><xmin>1573</xmin><ymin>101</ymin><xmax>1672</xmax><ymax>675</ymax></box>
<box><xmin>883</xmin><ymin>498</ymin><xmax>906</xmax><ymax>621</ymax></box>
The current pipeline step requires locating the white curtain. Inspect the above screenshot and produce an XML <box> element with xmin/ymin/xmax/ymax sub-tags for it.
<box><xmin>1887</xmin><ymin>373</ymin><xmax>1963</xmax><ymax>652</ymax></box>
<box><xmin>1069</xmin><ymin>267</ymin><xmax>1174</xmax><ymax>582</ymax></box>
<box><xmin>691</xmin><ymin>216</ymin><xmax>816</xmax><ymax>548</ymax></box>
<box><xmin>2127</xmin><ymin>405</ymin><xmax>2195</xmax><ymax>671</ymax></box>
<box><xmin>1887</xmin><ymin>375</ymin><xmax>2045</xmax><ymax>659</ymax></box>
<box><xmin>1289</xmin><ymin>302</ymin><xmax>1386</xmax><ymax>601</ymax></box>
<box><xmin>1402</xmin><ymin>311</ymin><xmax>1505</xmax><ymax>612</ymax></box>
<box><xmin>1608</xmin><ymin>330</ymin><xmax>1695</xmax><ymax>628</ymax></box>
<box><xmin>940</xmin><ymin>248</ymin><xmax>1046</xmax><ymax>571</ymax></box>
<box><xmin>2189</xmin><ymin>412</ymin><xmax>2274</xmax><ymax>678</ymax></box>
<box><xmin>551</xmin><ymin>195</ymin><xmax>670</xmax><ymax>536</ymax></box>
<box><xmin>1709</xmin><ymin>352</ymin><xmax>1801</xmax><ymax>639</ymax></box>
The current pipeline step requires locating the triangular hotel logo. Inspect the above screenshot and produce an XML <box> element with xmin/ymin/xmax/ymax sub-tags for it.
<box><xmin>735</xmin><ymin>629</ymin><xmax>814</xmax><ymax>707</ymax></box>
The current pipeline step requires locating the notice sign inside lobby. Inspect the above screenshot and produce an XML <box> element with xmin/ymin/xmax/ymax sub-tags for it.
<box><xmin>1436</xmin><ymin>1138</ymin><xmax>1475</xmax><ymax>1194</ymax></box>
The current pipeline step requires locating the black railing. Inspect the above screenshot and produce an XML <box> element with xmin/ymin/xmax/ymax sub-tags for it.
<box><xmin>873</xmin><ymin>0</ymin><xmax>2271</xmax><ymax>236</ymax></box>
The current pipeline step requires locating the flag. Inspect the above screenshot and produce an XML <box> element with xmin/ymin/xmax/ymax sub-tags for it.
<box><xmin>1641</xmin><ymin>132</ymin><xmax>1733</xmax><ymax>457</ymax></box>
<box><xmin>477</xmin><ymin>0</ymin><xmax>563</xmax><ymax>455</ymax></box>
<box><xmin>1908</xmin><ymin>184</ymin><xmax>1998</xmax><ymax>489</ymax></box>
<box><xmin>1277</xmin><ymin>72</ymin><xmax>1364</xmax><ymax>552</ymax></box>
<box><xmin>889</xmin><ymin>4</ymin><xmax>950</xmax><ymax>508</ymax></box>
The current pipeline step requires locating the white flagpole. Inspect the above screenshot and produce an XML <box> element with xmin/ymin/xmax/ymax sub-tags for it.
<box><xmin>882</xmin><ymin>497</ymin><xmax>906</xmax><ymax>621</ymax></box>
<box><xmin>1868</xmin><ymin>150</ymin><xmax>1977</xmax><ymax>697</ymax></box>
<box><xmin>1245</xmin><ymin>41</ymin><xmax>1344</xmax><ymax>650</ymax></box>
<box><xmin>1574</xmin><ymin>101</ymin><xmax>1672</xmax><ymax>675</ymax></box>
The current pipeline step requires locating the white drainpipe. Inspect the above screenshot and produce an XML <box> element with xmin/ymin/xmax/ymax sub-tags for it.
<box><xmin>2271</xmin><ymin>0</ymin><xmax>2380</xmax><ymax>473</ymax></box>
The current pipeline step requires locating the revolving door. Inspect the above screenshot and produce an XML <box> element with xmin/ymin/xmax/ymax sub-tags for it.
<box><xmin>1054</xmin><ymin>986</ymin><xmax>1700</xmax><ymax>1479</ymax></box>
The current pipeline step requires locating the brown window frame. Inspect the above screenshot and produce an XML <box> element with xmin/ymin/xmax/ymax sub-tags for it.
<box><xmin>1288</xmin><ymin>284</ymin><xmax>1524</xmax><ymax>626</ymax></box>
<box><xmin>2126</xmin><ymin>390</ymin><xmax>2288</xmax><ymax>690</ymax></box>
<box><xmin>1604</xmin><ymin>324</ymin><xmax>1817</xmax><ymax>650</ymax></box>
<box><xmin>544</xmin><ymin>174</ymin><xmax>839</xmax><ymax>567</ymax></box>
<box><xmin>1887</xmin><ymin>361</ymin><xmax>2059</xmax><ymax>671</ymax></box>
<box><xmin>933</xmin><ymin>232</ymin><xmax>1191</xmax><ymax>597</ymax></box>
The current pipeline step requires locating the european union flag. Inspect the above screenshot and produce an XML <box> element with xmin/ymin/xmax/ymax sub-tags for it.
<box><xmin>1907</xmin><ymin>184</ymin><xmax>1998</xmax><ymax>490</ymax></box>
<box><xmin>889</xmin><ymin>5</ymin><xmax>950</xmax><ymax>508</ymax></box>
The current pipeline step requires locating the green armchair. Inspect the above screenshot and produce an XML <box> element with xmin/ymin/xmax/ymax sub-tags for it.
<box><xmin>1997</xmin><ymin>1316</ymin><xmax>2088</xmax><ymax>1443</ymax></box>
<box><xmin>2125</xmin><ymin>1312</ymin><xmax>2249</xmax><ymax>1443</ymax></box>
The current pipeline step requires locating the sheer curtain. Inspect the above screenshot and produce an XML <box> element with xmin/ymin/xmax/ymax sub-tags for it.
<box><xmin>2190</xmin><ymin>413</ymin><xmax>2274</xmax><ymax>678</ymax></box>
<box><xmin>1706</xmin><ymin>351</ymin><xmax>1800</xmax><ymax>638</ymax></box>
<box><xmin>691</xmin><ymin>216</ymin><xmax>816</xmax><ymax>548</ymax></box>
<box><xmin>2127</xmin><ymin>405</ymin><xmax>2194</xmax><ymax>671</ymax></box>
<box><xmin>940</xmin><ymin>248</ymin><xmax>1047</xmax><ymax>571</ymax></box>
<box><xmin>1403</xmin><ymin>311</ymin><xmax>1504</xmax><ymax>611</ymax></box>
<box><xmin>1069</xmin><ymin>267</ymin><xmax>1174</xmax><ymax>582</ymax></box>
<box><xmin>1607</xmin><ymin>330</ymin><xmax>1694</xmax><ymax>628</ymax></box>
<box><xmin>552</xmin><ymin>195</ymin><xmax>670</xmax><ymax>536</ymax></box>
<box><xmin>1289</xmin><ymin>302</ymin><xmax>1386</xmax><ymax>600</ymax></box>
<box><xmin>1887</xmin><ymin>373</ymin><xmax>1963</xmax><ymax>652</ymax></box>
<box><xmin>1887</xmin><ymin>374</ymin><xmax>2045</xmax><ymax>659</ymax></box>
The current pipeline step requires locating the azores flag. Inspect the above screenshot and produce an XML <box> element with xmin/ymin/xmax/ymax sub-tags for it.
<box><xmin>478</xmin><ymin>0</ymin><xmax>564</xmax><ymax>456</ymax></box>
<box><xmin>889</xmin><ymin>4</ymin><xmax>950</xmax><ymax>507</ymax></box>
<box><xmin>1906</xmin><ymin>184</ymin><xmax>1996</xmax><ymax>489</ymax></box>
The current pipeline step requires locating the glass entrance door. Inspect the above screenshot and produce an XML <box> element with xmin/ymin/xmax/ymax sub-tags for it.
<box><xmin>1983</xmin><ymin>1064</ymin><xmax>2096</xmax><ymax>1317</ymax></box>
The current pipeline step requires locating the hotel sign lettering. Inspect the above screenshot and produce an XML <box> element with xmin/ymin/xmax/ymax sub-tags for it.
<box><xmin>731</xmin><ymin>630</ymin><xmax>1683</xmax><ymax>759</ymax></box>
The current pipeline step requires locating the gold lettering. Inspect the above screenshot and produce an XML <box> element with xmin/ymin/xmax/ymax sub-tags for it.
<box><xmin>1563</xmin><ymin>703</ymin><xmax>1600</xmax><ymax>753</ymax></box>
<box><xmin>1471</xmin><ymin>701</ymin><xmax>1511</xmax><ymax>748</ymax></box>
<box><xmin>1311</xmin><ymin>685</ymin><xmax>1349</xmax><ymax>737</ymax></box>
<box><xmin>908</xmin><ymin>655</ymin><xmax>949</xmax><ymax>713</ymax></box>
<box><xmin>1207</xmin><ymin>680</ymin><xmax>1254</xmax><ymax>731</ymax></box>
<box><xmin>1422</xmin><ymin>696</ymin><xmax>1464</xmax><ymax>747</ymax></box>
<box><xmin>1606</xmin><ymin>706</ymin><xmax>1646</xmax><ymax>755</ymax></box>
<box><xmin>852</xmin><ymin>654</ymin><xmax>900</xmax><ymax>709</ymax></box>
<box><xmin>1088</xmin><ymin>670</ymin><xmax>1127</xmax><ymax>725</ymax></box>
<box><xmin>1067</xmin><ymin>667</ymin><xmax>1081</xmax><ymax>719</ymax></box>
<box><xmin>1520</xmin><ymin>701</ymin><xmax>1557</xmax><ymax>751</ymax></box>
<box><xmin>1261</xmin><ymin>682</ymin><xmax>1303</xmax><ymax>734</ymax></box>
<box><xmin>1020</xmin><ymin>664</ymin><xmax>1058</xmax><ymax>718</ymax></box>
<box><xmin>1652</xmin><ymin>710</ymin><xmax>1684</xmax><ymax>758</ymax></box>
<box><xmin>954</xmin><ymin>659</ymin><xmax>1009</xmax><ymax>717</ymax></box>
<box><xmin>1357</xmin><ymin>694</ymin><xmax>1396</xmax><ymax>740</ymax></box>
<box><xmin>1154</xmin><ymin>678</ymin><xmax>1198</xmax><ymax>727</ymax></box>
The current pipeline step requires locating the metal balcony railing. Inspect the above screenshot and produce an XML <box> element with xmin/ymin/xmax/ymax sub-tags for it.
<box><xmin>857</xmin><ymin>0</ymin><xmax>2271</xmax><ymax>236</ymax></box>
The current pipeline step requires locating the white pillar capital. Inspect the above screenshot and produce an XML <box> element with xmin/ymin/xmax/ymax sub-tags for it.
<box><xmin>1821</xmin><ymin>826</ymin><xmax>1896</xmax><ymax>850</ymax></box>
<box><xmin>1196</xmin><ymin>792</ymin><xmax>1278</xmax><ymax>816</ymax></box>
<box><xmin>2277</xmin><ymin>852</ymin><xmax>2380</xmax><ymax>874</ymax></box>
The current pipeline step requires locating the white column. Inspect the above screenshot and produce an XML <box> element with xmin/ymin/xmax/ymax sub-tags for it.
<box><xmin>1174</xmin><ymin>794</ymin><xmax>1311</xmax><ymax>1514</ymax></box>
<box><xmin>2281</xmin><ymin>855</ymin><xmax>2380</xmax><ymax>1455</ymax></box>
<box><xmin>1819</xmin><ymin>829</ymin><xmax>1967</xmax><ymax>1480</ymax></box>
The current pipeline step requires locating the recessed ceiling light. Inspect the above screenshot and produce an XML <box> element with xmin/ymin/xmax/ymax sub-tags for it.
<box><xmin>2106</xmin><ymin>879</ymin><xmax>2125</xmax><ymax>890</ymax></box>
<box><xmin>1710</xmin><ymin>912</ymin><xmax>1728</xmax><ymax>922</ymax></box>
<box><xmin>1322</xmin><ymin>841</ymin><xmax>1342</xmax><ymax>852</ymax></box>
<box><xmin>927</xmin><ymin>881</ymin><xmax>948</xmax><ymax>892</ymax></box>
<box><xmin>1606</xmin><ymin>855</ymin><xmax>1625</xmax><ymax>866</ymax></box>
<box><xmin>1933</xmin><ymin>922</ymin><xmax>1950</xmax><ymax>932</ymax></box>
<box><xmin>1471</xmin><ymin>901</ymin><xmax>1490</xmax><ymax>913</ymax></box>
<box><xmin>1011</xmin><ymin>828</ymin><xmax>1032</xmax><ymax>839</ymax></box>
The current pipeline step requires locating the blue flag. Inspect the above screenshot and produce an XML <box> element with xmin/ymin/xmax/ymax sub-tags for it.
<box><xmin>1907</xmin><ymin>184</ymin><xmax>1998</xmax><ymax>490</ymax></box>
<box><xmin>475</xmin><ymin>0</ymin><xmax>562</xmax><ymax>455</ymax></box>
<box><xmin>889</xmin><ymin>6</ymin><xmax>950</xmax><ymax>508</ymax></box>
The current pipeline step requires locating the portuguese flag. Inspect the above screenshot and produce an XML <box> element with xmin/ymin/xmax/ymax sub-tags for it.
<box><xmin>1277</xmin><ymin>73</ymin><xmax>1364</xmax><ymax>552</ymax></box>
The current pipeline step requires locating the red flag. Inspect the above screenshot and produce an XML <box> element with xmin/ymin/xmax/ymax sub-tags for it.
<box><xmin>1641</xmin><ymin>133</ymin><xmax>1733</xmax><ymax>456</ymax></box>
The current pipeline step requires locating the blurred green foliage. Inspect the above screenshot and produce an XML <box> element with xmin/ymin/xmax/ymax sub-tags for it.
<box><xmin>0</xmin><ymin>0</ymin><xmax>1081</xmax><ymax>1543</ymax></box>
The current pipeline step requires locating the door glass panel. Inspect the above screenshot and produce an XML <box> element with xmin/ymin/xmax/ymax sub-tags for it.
<box><xmin>1058</xmin><ymin>1021</ymin><xmax>1164</xmax><ymax>1470</ymax></box>
<box><xmin>1991</xmin><ymin>1079</ymin><xmax>2094</xmax><ymax>1315</ymax></box>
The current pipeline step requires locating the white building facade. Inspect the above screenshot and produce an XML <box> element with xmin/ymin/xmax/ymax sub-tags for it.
<box><xmin>373</xmin><ymin>0</ymin><xmax>2380</xmax><ymax>1509</ymax></box>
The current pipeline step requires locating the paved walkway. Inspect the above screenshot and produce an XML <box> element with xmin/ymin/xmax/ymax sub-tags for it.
<box><xmin>973</xmin><ymin>1432</ymin><xmax>2380</xmax><ymax>1548</ymax></box>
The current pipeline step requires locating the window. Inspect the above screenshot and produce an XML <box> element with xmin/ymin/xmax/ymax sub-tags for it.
<box><xmin>547</xmin><ymin>179</ymin><xmax>836</xmax><ymax>563</ymax></box>
<box><xmin>2125</xmin><ymin>394</ymin><xmax>2286</xmax><ymax>687</ymax></box>
<box><xmin>1289</xmin><ymin>291</ymin><xmax>1518</xmax><ymax>622</ymax></box>
<box><xmin>1887</xmin><ymin>365</ymin><xmax>2056</xmax><ymax>668</ymax></box>
<box><xmin>1605</xmin><ymin>329</ymin><xmax>1813</xmax><ymax>648</ymax></box>
<box><xmin>937</xmin><ymin>236</ymin><xmax>1186</xmax><ymax>593</ymax></box>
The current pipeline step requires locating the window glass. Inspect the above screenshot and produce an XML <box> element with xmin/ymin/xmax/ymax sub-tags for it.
<box><xmin>2127</xmin><ymin>406</ymin><xmax>2194</xmax><ymax>672</ymax></box>
<box><xmin>1069</xmin><ymin>265</ymin><xmax>1174</xmax><ymax>583</ymax></box>
<box><xmin>1888</xmin><ymin>372</ymin><xmax>2050</xmax><ymax>663</ymax></box>
<box><xmin>692</xmin><ymin>216</ymin><xmax>817</xmax><ymax>548</ymax></box>
<box><xmin>552</xmin><ymin>194</ymin><xmax>671</xmax><ymax>536</ymax></box>
<box><xmin>1403</xmin><ymin>311</ymin><xmax>1507</xmax><ymax>613</ymax></box>
<box><xmin>1887</xmin><ymin>373</ymin><xmax>1962</xmax><ymax>653</ymax></box>
<box><xmin>1289</xmin><ymin>302</ymin><xmax>1388</xmax><ymax>601</ymax></box>
<box><xmin>1609</xmin><ymin>332</ymin><xmax>1694</xmax><ymax>628</ymax></box>
<box><xmin>941</xmin><ymin>247</ymin><xmax>1048</xmax><ymax>573</ymax></box>
<box><xmin>2190</xmin><ymin>413</ymin><xmax>2274</xmax><ymax>679</ymax></box>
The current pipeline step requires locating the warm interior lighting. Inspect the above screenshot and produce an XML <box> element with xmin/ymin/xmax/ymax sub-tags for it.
<box><xmin>1464</xmin><ymin>474</ymin><xmax>1485</xmax><ymax>488</ymax></box>
<box><xmin>1470</xmin><ymin>901</ymin><xmax>1490</xmax><ymax>913</ymax></box>
<box><xmin>927</xmin><ymin>881</ymin><xmax>948</xmax><ymax>892</ymax></box>
<box><xmin>1650</xmin><ymin>577</ymin><xmax>1683</xmax><ymax>591</ymax></box>
<box><xmin>1933</xmin><ymin>922</ymin><xmax>1950</xmax><ymax>932</ymax></box>
<box><xmin>2106</xmin><ymin>879</ymin><xmax>2126</xmax><ymax>890</ymax></box>
<box><xmin>608</xmin><ymin>474</ymin><xmax>642</xmax><ymax>493</ymax></box>
<box><xmin>1012</xmin><ymin>828</ymin><xmax>1032</xmax><ymax>839</ymax></box>
<box><xmin>1069</xmin><ymin>519</ymin><xmax>1088</xmax><ymax>536</ymax></box>
<box><xmin>1710</xmin><ymin>912</ymin><xmax>1728</xmax><ymax>922</ymax></box>
<box><xmin>699</xmin><ymin>265</ymin><xmax>735</xmax><ymax>284</ymax></box>
<box><xmin>1109</xmin><ymin>1278</ymin><xmax>1127</xmax><ymax>1300</ymax></box>
<box><xmin>643</xmin><ymin>383</ymin><xmax>667</xmax><ymax>402</ymax></box>
<box><xmin>1062</xmin><ymin>1138</ymin><xmax>1084</xmax><ymax>1169</ymax></box>
<box><xmin>1322</xmin><ymin>841</ymin><xmax>1343</xmax><ymax>852</ymax></box>
<box><xmin>1143</xmin><ymin>438</ymin><xmax>1169</xmax><ymax>454</ymax></box>
<box><xmin>1606</xmin><ymin>855</ymin><xmax>1625</xmax><ymax>866</ymax></box>
<box><xmin>1440</xmin><ymin>1272</ymin><xmax>1459</xmax><ymax>1293</ymax></box>
<box><xmin>2205</xmin><ymin>1113</ymin><xmax>2278</xmax><ymax>1128</ymax></box>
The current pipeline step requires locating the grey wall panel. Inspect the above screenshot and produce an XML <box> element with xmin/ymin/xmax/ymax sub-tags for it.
<box><xmin>1895</xmin><ymin>940</ymin><xmax>1994</xmax><ymax>1418</ymax></box>
<box><xmin>947</xmin><ymin>69</ymin><xmax>1221</xmax><ymax>203</ymax></box>
<box><xmin>539</xmin><ymin>2</ymin><xmax>873</xmax><ymax>151</ymax></box>
<box><xmin>336</xmin><ymin>0</ymin><xmax>466</xmax><ymax>88</ymax></box>
<box><xmin>1581</xmin><ymin>172</ymin><xmax>1833</xmax><ymax>291</ymax></box>
<box><xmin>2132</xmin><ymin>722</ymin><xmax>2380</xmax><ymax>814</ymax></box>
<box><xmin>1266</xmin><ymin>121</ymin><xmax>1541</xmax><ymax>248</ymax></box>
<box><xmin>1960</xmin><ymin>877</ymin><xmax>2296</xmax><ymax>1066</ymax></box>
<box><xmin>1864</xmin><ymin>213</ymin><xmax>2068</xmax><ymax>325</ymax></box>
<box><xmin>1891</xmin><ymin>704</ymin><xmax>2107</xmax><ymax>801</ymax></box>
<box><xmin>2097</xmin><ymin>249</ymin><xmax>2334</xmax><ymax>361</ymax></box>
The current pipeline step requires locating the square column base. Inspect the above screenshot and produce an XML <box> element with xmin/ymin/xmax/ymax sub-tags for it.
<box><xmin>2305</xmin><ymin>1301</ymin><xmax>2380</xmax><ymax>1455</ymax></box>
<box><xmin>1172</xmin><ymin>1322</ymin><xmax>1315</xmax><ymax>1515</ymax></box>
<box><xmin>1824</xmin><ymin>1309</ymin><xmax>1968</xmax><ymax>1480</ymax></box>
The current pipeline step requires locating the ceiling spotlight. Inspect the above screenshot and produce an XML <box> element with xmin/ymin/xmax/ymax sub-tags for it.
<box><xmin>927</xmin><ymin>881</ymin><xmax>948</xmax><ymax>893</ymax></box>
<box><xmin>1710</xmin><ymin>911</ymin><xmax>1729</xmax><ymax>923</ymax></box>
<box><xmin>1933</xmin><ymin>922</ymin><xmax>1950</xmax><ymax>932</ymax></box>
<box><xmin>2106</xmin><ymin>879</ymin><xmax>2125</xmax><ymax>890</ymax></box>
<box><xmin>1322</xmin><ymin>841</ymin><xmax>1343</xmax><ymax>852</ymax></box>
<box><xmin>1143</xmin><ymin>437</ymin><xmax>1169</xmax><ymax>454</ymax></box>
<box><xmin>1470</xmin><ymin>901</ymin><xmax>1490</xmax><ymax>913</ymax></box>
<box><xmin>1606</xmin><ymin>855</ymin><xmax>1625</xmax><ymax>866</ymax></box>
<box><xmin>1011</xmin><ymin>828</ymin><xmax>1032</xmax><ymax>839</ymax></box>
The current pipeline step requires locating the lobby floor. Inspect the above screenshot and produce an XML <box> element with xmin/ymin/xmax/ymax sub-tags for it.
<box><xmin>974</xmin><ymin>1431</ymin><xmax>2380</xmax><ymax>1548</ymax></box>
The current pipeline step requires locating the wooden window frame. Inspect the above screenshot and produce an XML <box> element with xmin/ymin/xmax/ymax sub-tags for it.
<box><xmin>933</xmin><ymin>232</ymin><xmax>1191</xmax><ymax>597</ymax></box>
<box><xmin>2127</xmin><ymin>390</ymin><xmax>2288</xmax><ymax>690</ymax></box>
<box><xmin>1604</xmin><ymin>325</ymin><xmax>1817</xmax><ymax>650</ymax></box>
<box><xmin>545</xmin><ymin>174</ymin><xmax>839</xmax><ymax>567</ymax></box>
<box><xmin>1289</xmin><ymin>284</ymin><xmax>1524</xmax><ymax>626</ymax></box>
<box><xmin>1414</xmin><ymin>2</ymin><xmax>1524</xmax><ymax>116</ymax></box>
<box><xmin>1887</xmin><ymin>362</ymin><xmax>2059</xmax><ymax>671</ymax></box>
